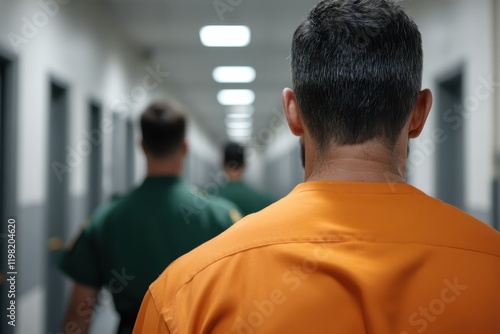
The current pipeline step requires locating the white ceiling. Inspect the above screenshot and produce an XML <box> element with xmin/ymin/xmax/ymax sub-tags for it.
<box><xmin>102</xmin><ymin>0</ymin><xmax>321</xmax><ymax>145</ymax></box>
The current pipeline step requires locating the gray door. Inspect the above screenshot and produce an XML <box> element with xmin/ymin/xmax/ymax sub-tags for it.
<box><xmin>436</xmin><ymin>69</ymin><xmax>465</xmax><ymax>210</ymax></box>
<box><xmin>0</xmin><ymin>59</ymin><xmax>5</xmax><ymax>300</ymax></box>
<box><xmin>112</xmin><ymin>113</ymin><xmax>127</xmax><ymax>195</ymax></box>
<box><xmin>45</xmin><ymin>81</ymin><xmax>69</xmax><ymax>333</ymax></box>
<box><xmin>494</xmin><ymin>179</ymin><xmax>499</xmax><ymax>230</ymax></box>
<box><xmin>126</xmin><ymin>119</ymin><xmax>135</xmax><ymax>190</ymax></box>
<box><xmin>0</xmin><ymin>54</ymin><xmax>17</xmax><ymax>334</ymax></box>
<box><xmin>88</xmin><ymin>102</ymin><xmax>103</xmax><ymax>214</ymax></box>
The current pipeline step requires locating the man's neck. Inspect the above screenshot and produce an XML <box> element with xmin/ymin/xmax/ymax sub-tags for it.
<box><xmin>306</xmin><ymin>142</ymin><xmax>406</xmax><ymax>184</ymax></box>
<box><xmin>225</xmin><ymin>169</ymin><xmax>244</xmax><ymax>182</ymax></box>
<box><xmin>147</xmin><ymin>160</ymin><xmax>182</xmax><ymax>178</ymax></box>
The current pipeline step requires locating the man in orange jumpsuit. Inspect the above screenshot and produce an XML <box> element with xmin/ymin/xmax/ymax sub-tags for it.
<box><xmin>133</xmin><ymin>1</ymin><xmax>500</xmax><ymax>333</ymax></box>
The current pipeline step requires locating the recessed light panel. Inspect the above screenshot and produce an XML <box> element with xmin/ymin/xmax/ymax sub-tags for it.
<box><xmin>213</xmin><ymin>66</ymin><xmax>256</xmax><ymax>83</ymax></box>
<box><xmin>200</xmin><ymin>26</ymin><xmax>251</xmax><ymax>47</ymax></box>
<box><xmin>226</xmin><ymin>121</ymin><xmax>253</xmax><ymax>129</ymax></box>
<box><xmin>226</xmin><ymin>106</ymin><xmax>255</xmax><ymax>116</ymax></box>
<box><xmin>218</xmin><ymin>89</ymin><xmax>255</xmax><ymax>106</ymax></box>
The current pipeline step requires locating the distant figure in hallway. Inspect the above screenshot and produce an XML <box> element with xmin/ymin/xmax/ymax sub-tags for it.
<box><xmin>217</xmin><ymin>143</ymin><xmax>275</xmax><ymax>216</ymax></box>
<box><xmin>133</xmin><ymin>1</ymin><xmax>500</xmax><ymax>333</ymax></box>
<box><xmin>58</xmin><ymin>100</ymin><xmax>241</xmax><ymax>334</ymax></box>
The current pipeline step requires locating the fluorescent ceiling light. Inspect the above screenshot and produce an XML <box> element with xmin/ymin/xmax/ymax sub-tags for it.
<box><xmin>218</xmin><ymin>89</ymin><xmax>255</xmax><ymax>106</ymax></box>
<box><xmin>213</xmin><ymin>66</ymin><xmax>256</xmax><ymax>83</ymax></box>
<box><xmin>227</xmin><ymin>128</ymin><xmax>253</xmax><ymax>136</ymax></box>
<box><xmin>226</xmin><ymin>113</ymin><xmax>253</xmax><ymax>120</ymax></box>
<box><xmin>228</xmin><ymin>135</ymin><xmax>251</xmax><ymax>141</ymax></box>
<box><xmin>226</xmin><ymin>105</ymin><xmax>255</xmax><ymax>115</ymax></box>
<box><xmin>226</xmin><ymin>121</ymin><xmax>253</xmax><ymax>129</ymax></box>
<box><xmin>200</xmin><ymin>26</ymin><xmax>251</xmax><ymax>47</ymax></box>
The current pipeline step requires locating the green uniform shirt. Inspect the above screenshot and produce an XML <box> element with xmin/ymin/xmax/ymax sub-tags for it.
<box><xmin>217</xmin><ymin>181</ymin><xmax>275</xmax><ymax>216</ymax></box>
<box><xmin>58</xmin><ymin>176</ymin><xmax>241</xmax><ymax>333</ymax></box>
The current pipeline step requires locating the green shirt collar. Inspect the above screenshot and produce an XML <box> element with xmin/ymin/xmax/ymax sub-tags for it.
<box><xmin>142</xmin><ymin>175</ymin><xmax>183</xmax><ymax>187</ymax></box>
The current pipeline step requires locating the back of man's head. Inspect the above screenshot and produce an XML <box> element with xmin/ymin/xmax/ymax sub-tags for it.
<box><xmin>141</xmin><ymin>100</ymin><xmax>186</xmax><ymax>158</ymax></box>
<box><xmin>224</xmin><ymin>143</ymin><xmax>245</xmax><ymax>170</ymax></box>
<box><xmin>292</xmin><ymin>0</ymin><xmax>423</xmax><ymax>151</ymax></box>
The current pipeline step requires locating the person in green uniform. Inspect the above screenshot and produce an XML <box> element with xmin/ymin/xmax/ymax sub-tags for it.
<box><xmin>217</xmin><ymin>143</ymin><xmax>275</xmax><ymax>216</ymax></box>
<box><xmin>58</xmin><ymin>100</ymin><xmax>241</xmax><ymax>334</ymax></box>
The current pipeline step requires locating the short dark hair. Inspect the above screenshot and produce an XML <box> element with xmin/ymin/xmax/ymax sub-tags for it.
<box><xmin>292</xmin><ymin>0</ymin><xmax>423</xmax><ymax>150</ymax></box>
<box><xmin>224</xmin><ymin>143</ymin><xmax>245</xmax><ymax>169</ymax></box>
<box><xmin>140</xmin><ymin>100</ymin><xmax>186</xmax><ymax>158</ymax></box>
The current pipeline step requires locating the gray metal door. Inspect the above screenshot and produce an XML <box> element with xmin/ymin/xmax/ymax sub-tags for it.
<box><xmin>45</xmin><ymin>81</ymin><xmax>69</xmax><ymax>333</ymax></box>
<box><xmin>436</xmin><ymin>69</ymin><xmax>465</xmax><ymax>210</ymax></box>
<box><xmin>88</xmin><ymin>102</ymin><xmax>103</xmax><ymax>214</ymax></box>
<box><xmin>0</xmin><ymin>59</ymin><xmax>5</xmax><ymax>299</ymax></box>
<box><xmin>494</xmin><ymin>179</ymin><xmax>499</xmax><ymax>230</ymax></box>
<box><xmin>0</xmin><ymin>53</ymin><xmax>17</xmax><ymax>334</ymax></box>
<box><xmin>126</xmin><ymin>119</ymin><xmax>135</xmax><ymax>190</ymax></box>
<box><xmin>112</xmin><ymin>113</ymin><xmax>127</xmax><ymax>195</ymax></box>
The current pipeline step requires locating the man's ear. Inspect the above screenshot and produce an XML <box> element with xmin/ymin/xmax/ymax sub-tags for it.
<box><xmin>282</xmin><ymin>88</ymin><xmax>305</xmax><ymax>136</ymax></box>
<box><xmin>409</xmin><ymin>89</ymin><xmax>433</xmax><ymax>138</ymax></box>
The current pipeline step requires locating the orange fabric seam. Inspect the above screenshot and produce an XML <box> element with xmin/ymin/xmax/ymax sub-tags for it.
<box><xmin>161</xmin><ymin>238</ymin><xmax>500</xmax><ymax>308</ymax></box>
